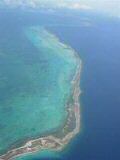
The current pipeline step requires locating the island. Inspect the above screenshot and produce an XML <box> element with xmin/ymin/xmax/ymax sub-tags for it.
<box><xmin>0</xmin><ymin>27</ymin><xmax>82</xmax><ymax>160</ymax></box>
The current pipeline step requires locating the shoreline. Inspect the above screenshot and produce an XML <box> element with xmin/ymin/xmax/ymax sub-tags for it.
<box><xmin>0</xmin><ymin>33</ymin><xmax>82</xmax><ymax>160</ymax></box>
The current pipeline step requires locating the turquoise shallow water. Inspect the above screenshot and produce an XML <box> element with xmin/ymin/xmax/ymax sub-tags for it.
<box><xmin>0</xmin><ymin>26</ymin><xmax>77</xmax><ymax>155</ymax></box>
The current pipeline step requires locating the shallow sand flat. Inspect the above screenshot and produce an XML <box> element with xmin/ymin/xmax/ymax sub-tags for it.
<box><xmin>0</xmin><ymin>26</ymin><xmax>79</xmax><ymax>159</ymax></box>
<box><xmin>0</xmin><ymin>40</ymin><xmax>82</xmax><ymax>160</ymax></box>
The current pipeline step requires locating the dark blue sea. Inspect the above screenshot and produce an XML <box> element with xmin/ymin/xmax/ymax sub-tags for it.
<box><xmin>0</xmin><ymin>9</ymin><xmax>120</xmax><ymax>160</ymax></box>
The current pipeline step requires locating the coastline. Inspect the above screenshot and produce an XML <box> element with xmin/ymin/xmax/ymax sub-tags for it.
<box><xmin>0</xmin><ymin>32</ymin><xmax>82</xmax><ymax>160</ymax></box>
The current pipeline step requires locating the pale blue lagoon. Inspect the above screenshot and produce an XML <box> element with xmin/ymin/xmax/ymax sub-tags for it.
<box><xmin>0</xmin><ymin>14</ymin><xmax>78</xmax><ymax>156</ymax></box>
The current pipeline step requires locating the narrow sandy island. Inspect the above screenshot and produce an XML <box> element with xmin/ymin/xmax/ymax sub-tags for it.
<box><xmin>0</xmin><ymin>34</ymin><xmax>82</xmax><ymax>160</ymax></box>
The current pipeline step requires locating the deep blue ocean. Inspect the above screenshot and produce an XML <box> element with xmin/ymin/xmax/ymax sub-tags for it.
<box><xmin>0</xmin><ymin>9</ymin><xmax>120</xmax><ymax>160</ymax></box>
